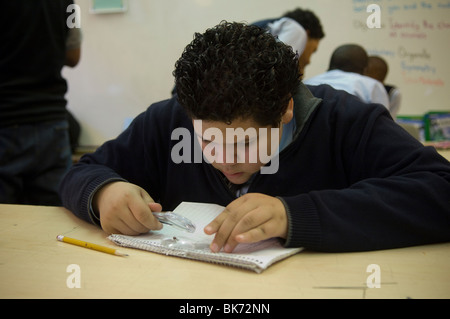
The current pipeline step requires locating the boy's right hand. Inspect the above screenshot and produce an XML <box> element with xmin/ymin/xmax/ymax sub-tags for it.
<box><xmin>93</xmin><ymin>181</ymin><xmax>163</xmax><ymax>235</ymax></box>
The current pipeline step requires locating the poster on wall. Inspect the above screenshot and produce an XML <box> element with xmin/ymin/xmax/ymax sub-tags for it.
<box><xmin>90</xmin><ymin>0</ymin><xmax>127</xmax><ymax>14</ymax></box>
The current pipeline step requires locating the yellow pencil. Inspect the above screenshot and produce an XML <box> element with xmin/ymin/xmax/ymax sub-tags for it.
<box><xmin>56</xmin><ymin>235</ymin><xmax>128</xmax><ymax>257</ymax></box>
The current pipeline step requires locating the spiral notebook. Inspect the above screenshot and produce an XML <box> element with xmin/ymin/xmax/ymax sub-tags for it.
<box><xmin>108</xmin><ymin>202</ymin><xmax>303</xmax><ymax>273</ymax></box>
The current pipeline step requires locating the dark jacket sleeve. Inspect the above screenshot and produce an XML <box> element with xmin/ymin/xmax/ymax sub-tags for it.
<box><xmin>59</xmin><ymin>100</ymin><xmax>171</xmax><ymax>224</ymax></box>
<box><xmin>283</xmin><ymin>96</ymin><xmax>450</xmax><ymax>252</ymax></box>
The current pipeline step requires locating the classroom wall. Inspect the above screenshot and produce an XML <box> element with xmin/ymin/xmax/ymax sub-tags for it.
<box><xmin>63</xmin><ymin>0</ymin><xmax>450</xmax><ymax>146</ymax></box>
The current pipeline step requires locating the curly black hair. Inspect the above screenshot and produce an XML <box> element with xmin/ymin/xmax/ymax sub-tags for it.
<box><xmin>173</xmin><ymin>21</ymin><xmax>301</xmax><ymax>127</ymax></box>
<box><xmin>283</xmin><ymin>8</ymin><xmax>325</xmax><ymax>39</ymax></box>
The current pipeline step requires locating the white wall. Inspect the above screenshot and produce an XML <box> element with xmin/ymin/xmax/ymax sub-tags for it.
<box><xmin>63</xmin><ymin>0</ymin><xmax>450</xmax><ymax>146</ymax></box>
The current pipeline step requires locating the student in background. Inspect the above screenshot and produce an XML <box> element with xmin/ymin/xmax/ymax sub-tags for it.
<box><xmin>60</xmin><ymin>22</ymin><xmax>450</xmax><ymax>254</ymax></box>
<box><xmin>0</xmin><ymin>0</ymin><xmax>81</xmax><ymax>205</ymax></box>
<box><xmin>304</xmin><ymin>44</ymin><xmax>390</xmax><ymax>111</ymax></box>
<box><xmin>253</xmin><ymin>8</ymin><xmax>325</xmax><ymax>78</ymax></box>
<box><xmin>365</xmin><ymin>56</ymin><xmax>402</xmax><ymax>119</ymax></box>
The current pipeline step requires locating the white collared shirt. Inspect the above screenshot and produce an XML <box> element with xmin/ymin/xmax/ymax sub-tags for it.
<box><xmin>267</xmin><ymin>17</ymin><xmax>307</xmax><ymax>56</ymax></box>
<box><xmin>305</xmin><ymin>69</ymin><xmax>390</xmax><ymax>110</ymax></box>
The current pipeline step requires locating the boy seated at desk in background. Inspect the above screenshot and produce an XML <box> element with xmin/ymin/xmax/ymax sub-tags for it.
<box><xmin>304</xmin><ymin>44</ymin><xmax>390</xmax><ymax>113</ymax></box>
<box><xmin>60</xmin><ymin>22</ymin><xmax>450</xmax><ymax>253</ymax></box>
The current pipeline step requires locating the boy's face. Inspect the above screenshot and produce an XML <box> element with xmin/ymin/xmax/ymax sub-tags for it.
<box><xmin>193</xmin><ymin>99</ymin><xmax>294</xmax><ymax>185</ymax></box>
<box><xmin>299</xmin><ymin>37</ymin><xmax>320</xmax><ymax>77</ymax></box>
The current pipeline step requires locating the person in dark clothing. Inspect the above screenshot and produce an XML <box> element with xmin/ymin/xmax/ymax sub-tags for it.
<box><xmin>60</xmin><ymin>22</ymin><xmax>450</xmax><ymax>254</ymax></box>
<box><xmin>0</xmin><ymin>0</ymin><xmax>81</xmax><ymax>205</ymax></box>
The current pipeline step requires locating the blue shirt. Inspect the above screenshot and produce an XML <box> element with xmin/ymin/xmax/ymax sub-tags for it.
<box><xmin>236</xmin><ymin>113</ymin><xmax>296</xmax><ymax>196</ymax></box>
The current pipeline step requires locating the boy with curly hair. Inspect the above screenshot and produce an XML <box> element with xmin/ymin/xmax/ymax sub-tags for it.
<box><xmin>60</xmin><ymin>22</ymin><xmax>450</xmax><ymax>253</ymax></box>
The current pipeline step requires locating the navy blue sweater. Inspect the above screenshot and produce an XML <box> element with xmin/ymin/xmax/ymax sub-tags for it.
<box><xmin>60</xmin><ymin>84</ymin><xmax>450</xmax><ymax>252</ymax></box>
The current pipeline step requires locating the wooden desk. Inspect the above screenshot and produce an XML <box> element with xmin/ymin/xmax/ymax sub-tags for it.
<box><xmin>1</xmin><ymin>205</ymin><xmax>449</xmax><ymax>299</ymax></box>
<box><xmin>438</xmin><ymin>149</ymin><xmax>450</xmax><ymax>162</ymax></box>
<box><xmin>424</xmin><ymin>141</ymin><xmax>450</xmax><ymax>162</ymax></box>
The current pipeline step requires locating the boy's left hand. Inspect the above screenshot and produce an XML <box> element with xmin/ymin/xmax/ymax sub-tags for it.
<box><xmin>204</xmin><ymin>193</ymin><xmax>288</xmax><ymax>253</ymax></box>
